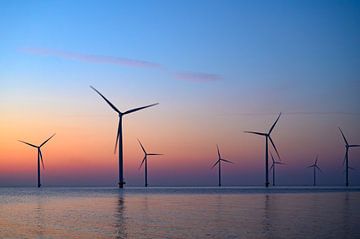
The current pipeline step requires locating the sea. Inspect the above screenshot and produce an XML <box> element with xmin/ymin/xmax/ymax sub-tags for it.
<box><xmin>0</xmin><ymin>187</ymin><xmax>359</xmax><ymax>239</ymax></box>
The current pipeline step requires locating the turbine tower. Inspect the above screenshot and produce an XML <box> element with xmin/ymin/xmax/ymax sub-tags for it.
<box><xmin>90</xmin><ymin>86</ymin><xmax>158</xmax><ymax>188</ymax></box>
<box><xmin>339</xmin><ymin>127</ymin><xmax>360</xmax><ymax>187</ymax></box>
<box><xmin>211</xmin><ymin>145</ymin><xmax>233</xmax><ymax>187</ymax></box>
<box><xmin>245</xmin><ymin>113</ymin><xmax>281</xmax><ymax>187</ymax></box>
<box><xmin>307</xmin><ymin>155</ymin><xmax>321</xmax><ymax>186</ymax></box>
<box><xmin>138</xmin><ymin>139</ymin><xmax>162</xmax><ymax>187</ymax></box>
<box><xmin>18</xmin><ymin>134</ymin><xmax>55</xmax><ymax>188</ymax></box>
<box><xmin>270</xmin><ymin>152</ymin><xmax>285</xmax><ymax>186</ymax></box>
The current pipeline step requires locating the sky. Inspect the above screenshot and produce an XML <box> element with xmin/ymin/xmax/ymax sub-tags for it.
<box><xmin>1</xmin><ymin>0</ymin><xmax>360</xmax><ymax>186</ymax></box>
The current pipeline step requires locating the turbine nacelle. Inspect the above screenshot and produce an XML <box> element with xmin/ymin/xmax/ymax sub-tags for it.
<box><xmin>244</xmin><ymin>113</ymin><xmax>282</xmax><ymax>159</ymax></box>
<box><xmin>211</xmin><ymin>145</ymin><xmax>234</xmax><ymax>168</ymax></box>
<box><xmin>307</xmin><ymin>156</ymin><xmax>322</xmax><ymax>172</ymax></box>
<box><xmin>91</xmin><ymin>86</ymin><xmax>158</xmax><ymax>154</ymax></box>
<box><xmin>137</xmin><ymin>139</ymin><xmax>162</xmax><ymax>169</ymax></box>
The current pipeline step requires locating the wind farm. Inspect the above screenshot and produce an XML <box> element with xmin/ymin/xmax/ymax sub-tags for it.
<box><xmin>1</xmin><ymin>1</ymin><xmax>360</xmax><ymax>238</ymax></box>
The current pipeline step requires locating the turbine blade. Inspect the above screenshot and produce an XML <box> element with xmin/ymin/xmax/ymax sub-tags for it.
<box><xmin>114</xmin><ymin>119</ymin><xmax>121</xmax><ymax>154</ymax></box>
<box><xmin>316</xmin><ymin>165</ymin><xmax>322</xmax><ymax>172</ymax></box>
<box><xmin>315</xmin><ymin>155</ymin><xmax>318</xmax><ymax>165</ymax></box>
<box><xmin>90</xmin><ymin>86</ymin><xmax>121</xmax><ymax>114</ymax></box>
<box><xmin>137</xmin><ymin>139</ymin><xmax>147</xmax><ymax>154</ymax></box>
<box><xmin>270</xmin><ymin>152</ymin><xmax>275</xmax><ymax>163</ymax></box>
<box><xmin>211</xmin><ymin>160</ymin><xmax>220</xmax><ymax>169</ymax></box>
<box><xmin>216</xmin><ymin>144</ymin><xmax>221</xmax><ymax>159</ymax></box>
<box><xmin>270</xmin><ymin>164</ymin><xmax>274</xmax><ymax>170</ymax></box>
<box><xmin>147</xmin><ymin>153</ymin><xmax>163</xmax><ymax>156</ymax></box>
<box><xmin>275</xmin><ymin>161</ymin><xmax>285</xmax><ymax>165</ymax></box>
<box><xmin>244</xmin><ymin>131</ymin><xmax>267</xmax><ymax>136</ymax></box>
<box><xmin>269</xmin><ymin>136</ymin><xmax>280</xmax><ymax>159</ymax></box>
<box><xmin>269</xmin><ymin>112</ymin><xmax>281</xmax><ymax>134</ymax></box>
<box><xmin>39</xmin><ymin>150</ymin><xmax>45</xmax><ymax>169</ymax></box>
<box><xmin>349</xmin><ymin>145</ymin><xmax>360</xmax><ymax>148</ymax></box>
<box><xmin>349</xmin><ymin>166</ymin><xmax>356</xmax><ymax>170</ymax></box>
<box><xmin>40</xmin><ymin>133</ymin><xmax>56</xmax><ymax>147</ymax></box>
<box><xmin>342</xmin><ymin>152</ymin><xmax>347</xmax><ymax>166</ymax></box>
<box><xmin>18</xmin><ymin>140</ymin><xmax>38</xmax><ymax>148</ymax></box>
<box><xmin>307</xmin><ymin>165</ymin><xmax>314</xmax><ymax>168</ymax></box>
<box><xmin>221</xmin><ymin>159</ymin><xmax>234</xmax><ymax>164</ymax></box>
<box><xmin>339</xmin><ymin>127</ymin><xmax>349</xmax><ymax>146</ymax></box>
<box><xmin>123</xmin><ymin>103</ymin><xmax>159</xmax><ymax>115</ymax></box>
<box><xmin>139</xmin><ymin>157</ymin><xmax>146</xmax><ymax>169</ymax></box>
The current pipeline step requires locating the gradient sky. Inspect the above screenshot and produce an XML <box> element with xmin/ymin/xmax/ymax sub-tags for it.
<box><xmin>1</xmin><ymin>0</ymin><xmax>360</xmax><ymax>186</ymax></box>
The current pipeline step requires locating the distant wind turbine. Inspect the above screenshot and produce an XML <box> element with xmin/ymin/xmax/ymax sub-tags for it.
<box><xmin>90</xmin><ymin>86</ymin><xmax>158</xmax><ymax>188</ymax></box>
<box><xmin>245</xmin><ymin>113</ymin><xmax>281</xmax><ymax>187</ymax></box>
<box><xmin>18</xmin><ymin>134</ymin><xmax>55</xmax><ymax>188</ymax></box>
<box><xmin>138</xmin><ymin>139</ymin><xmax>162</xmax><ymax>187</ymax></box>
<box><xmin>339</xmin><ymin>127</ymin><xmax>360</xmax><ymax>187</ymax></box>
<box><xmin>211</xmin><ymin>145</ymin><xmax>234</xmax><ymax>187</ymax></box>
<box><xmin>270</xmin><ymin>152</ymin><xmax>285</xmax><ymax>186</ymax></box>
<box><xmin>307</xmin><ymin>155</ymin><xmax>322</xmax><ymax>186</ymax></box>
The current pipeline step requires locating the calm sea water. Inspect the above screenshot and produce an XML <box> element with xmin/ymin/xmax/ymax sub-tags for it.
<box><xmin>0</xmin><ymin>187</ymin><xmax>359</xmax><ymax>239</ymax></box>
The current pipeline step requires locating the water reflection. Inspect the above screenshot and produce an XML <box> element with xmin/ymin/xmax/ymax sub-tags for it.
<box><xmin>262</xmin><ymin>194</ymin><xmax>271</xmax><ymax>238</ymax></box>
<box><xmin>0</xmin><ymin>188</ymin><xmax>359</xmax><ymax>238</ymax></box>
<box><xmin>114</xmin><ymin>193</ymin><xmax>127</xmax><ymax>239</ymax></box>
<box><xmin>35</xmin><ymin>194</ymin><xmax>45</xmax><ymax>238</ymax></box>
<box><xmin>342</xmin><ymin>192</ymin><xmax>350</xmax><ymax>239</ymax></box>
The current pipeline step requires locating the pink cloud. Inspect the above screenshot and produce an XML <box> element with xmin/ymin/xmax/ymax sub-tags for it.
<box><xmin>20</xmin><ymin>47</ymin><xmax>222</xmax><ymax>82</ymax></box>
<box><xmin>20</xmin><ymin>47</ymin><xmax>162</xmax><ymax>68</ymax></box>
<box><xmin>174</xmin><ymin>72</ymin><xmax>222</xmax><ymax>82</ymax></box>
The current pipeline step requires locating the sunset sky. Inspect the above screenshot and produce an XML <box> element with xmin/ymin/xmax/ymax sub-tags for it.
<box><xmin>1</xmin><ymin>1</ymin><xmax>360</xmax><ymax>186</ymax></box>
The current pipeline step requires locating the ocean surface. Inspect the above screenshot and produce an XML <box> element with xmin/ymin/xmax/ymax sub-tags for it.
<box><xmin>0</xmin><ymin>187</ymin><xmax>359</xmax><ymax>239</ymax></box>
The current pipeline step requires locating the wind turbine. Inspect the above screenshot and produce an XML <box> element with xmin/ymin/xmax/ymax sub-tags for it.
<box><xmin>211</xmin><ymin>145</ymin><xmax>234</xmax><ymax>187</ymax></box>
<box><xmin>339</xmin><ymin>127</ymin><xmax>360</xmax><ymax>187</ymax></box>
<box><xmin>307</xmin><ymin>155</ymin><xmax>322</xmax><ymax>186</ymax></box>
<box><xmin>18</xmin><ymin>134</ymin><xmax>55</xmax><ymax>188</ymax></box>
<box><xmin>138</xmin><ymin>139</ymin><xmax>162</xmax><ymax>187</ymax></box>
<box><xmin>245</xmin><ymin>113</ymin><xmax>281</xmax><ymax>187</ymax></box>
<box><xmin>90</xmin><ymin>86</ymin><xmax>158</xmax><ymax>188</ymax></box>
<box><xmin>270</xmin><ymin>152</ymin><xmax>285</xmax><ymax>186</ymax></box>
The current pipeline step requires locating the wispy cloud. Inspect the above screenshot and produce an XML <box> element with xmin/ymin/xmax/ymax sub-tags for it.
<box><xmin>20</xmin><ymin>47</ymin><xmax>222</xmax><ymax>83</ymax></box>
<box><xmin>174</xmin><ymin>72</ymin><xmax>222</xmax><ymax>82</ymax></box>
<box><xmin>20</xmin><ymin>47</ymin><xmax>162</xmax><ymax>68</ymax></box>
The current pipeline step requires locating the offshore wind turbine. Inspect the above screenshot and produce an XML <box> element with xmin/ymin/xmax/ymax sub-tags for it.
<box><xmin>339</xmin><ymin>127</ymin><xmax>360</xmax><ymax>187</ymax></box>
<box><xmin>245</xmin><ymin>113</ymin><xmax>281</xmax><ymax>187</ymax></box>
<box><xmin>90</xmin><ymin>86</ymin><xmax>158</xmax><ymax>188</ymax></box>
<box><xmin>18</xmin><ymin>134</ymin><xmax>55</xmax><ymax>188</ymax></box>
<box><xmin>270</xmin><ymin>152</ymin><xmax>285</xmax><ymax>186</ymax></box>
<box><xmin>307</xmin><ymin>156</ymin><xmax>322</xmax><ymax>186</ymax></box>
<box><xmin>138</xmin><ymin>139</ymin><xmax>162</xmax><ymax>187</ymax></box>
<box><xmin>211</xmin><ymin>145</ymin><xmax>234</xmax><ymax>187</ymax></box>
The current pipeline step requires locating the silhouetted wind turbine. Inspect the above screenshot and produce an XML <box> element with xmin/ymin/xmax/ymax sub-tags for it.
<box><xmin>211</xmin><ymin>145</ymin><xmax>233</xmax><ymax>187</ymax></box>
<box><xmin>18</xmin><ymin>134</ymin><xmax>55</xmax><ymax>188</ymax></box>
<box><xmin>245</xmin><ymin>113</ymin><xmax>281</xmax><ymax>187</ymax></box>
<box><xmin>90</xmin><ymin>86</ymin><xmax>158</xmax><ymax>188</ymax></box>
<box><xmin>138</xmin><ymin>139</ymin><xmax>162</xmax><ymax>187</ymax></box>
<box><xmin>307</xmin><ymin>155</ymin><xmax>322</xmax><ymax>186</ymax></box>
<box><xmin>270</xmin><ymin>152</ymin><xmax>285</xmax><ymax>186</ymax></box>
<box><xmin>339</xmin><ymin>127</ymin><xmax>360</xmax><ymax>187</ymax></box>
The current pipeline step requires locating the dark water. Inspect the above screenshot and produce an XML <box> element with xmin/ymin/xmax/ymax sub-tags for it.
<box><xmin>0</xmin><ymin>187</ymin><xmax>359</xmax><ymax>238</ymax></box>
